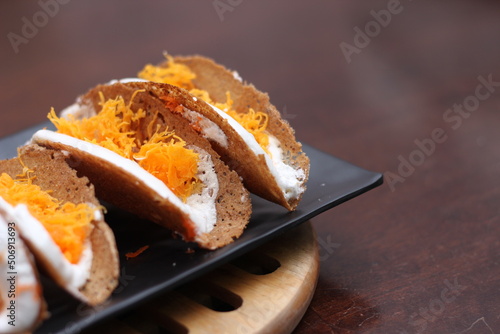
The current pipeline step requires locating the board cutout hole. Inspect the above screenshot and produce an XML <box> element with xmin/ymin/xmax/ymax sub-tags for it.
<box><xmin>178</xmin><ymin>281</ymin><xmax>242</xmax><ymax>312</ymax></box>
<box><xmin>157</xmin><ymin>316</ymin><xmax>190</xmax><ymax>334</ymax></box>
<box><xmin>231</xmin><ymin>252</ymin><xmax>281</xmax><ymax>275</ymax></box>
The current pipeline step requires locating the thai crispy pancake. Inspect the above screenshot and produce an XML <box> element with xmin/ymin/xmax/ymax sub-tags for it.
<box><xmin>0</xmin><ymin>215</ymin><xmax>47</xmax><ymax>333</ymax></box>
<box><xmin>32</xmin><ymin>82</ymin><xmax>252</xmax><ymax>250</ymax></box>
<box><xmin>0</xmin><ymin>144</ymin><xmax>119</xmax><ymax>306</ymax></box>
<box><xmin>141</xmin><ymin>55</ymin><xmax>310</xmax><ymax>210</ymax></box>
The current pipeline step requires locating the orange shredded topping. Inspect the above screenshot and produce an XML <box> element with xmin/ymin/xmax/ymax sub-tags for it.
<box><xmin>160</xmin><ymin>95</ymin><xmax>185</xmax><ymax>114</ymax></box>
<box><xmin>138</xmin><ymin>55</ymin><xmax>195</xmax><ymax>90</ymax></box>
<box><xmin>125</xmin><ymin>245</ymin><xmax>150</xmax><ymax>259</ymax></box>
<box><xmin>48</xmin><ymin>91</ymin><xmax>200</xmax><ymax>201</ymax></box>
<box><xmin>134</xmin><ymin>132</ymin><xmax>201</xmax><ymax>200</ymax></box>
<box><xmin>0</xmin><ymin>173</ymin><xmax>94</xmax><ymax>264</ymax></box>
<box><xmin>138</xmin><ymin>56</ymin><xmax>270</xmax><ymax>153</ymax></box>
<box><xmin>190</xmin><ymin>90</ymin><xmax>270</xmax><ymax>153</ymax></box>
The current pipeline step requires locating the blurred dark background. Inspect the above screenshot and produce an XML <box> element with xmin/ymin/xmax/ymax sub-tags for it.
<box><xmin>1</xmin><ymin>1</ymin><xmax>499</xmax><ymax>171</ymax></box>
<box><xmin>1</xmin><ymin>1</ymin><xmax>500</xmax><ymax>333</ymax></box>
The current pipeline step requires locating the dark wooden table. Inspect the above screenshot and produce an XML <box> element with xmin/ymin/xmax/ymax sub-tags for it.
<box><xmin>1</xmin><ymin>1</ymin><xmax>499</xmax><ymax>333</ymax></box>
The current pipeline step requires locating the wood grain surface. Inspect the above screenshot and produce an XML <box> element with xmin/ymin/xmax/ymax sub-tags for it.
<box><xmin>1</xmin><ymin>1</ymin><xmax>499</xmax><ymax>333</ymax></box>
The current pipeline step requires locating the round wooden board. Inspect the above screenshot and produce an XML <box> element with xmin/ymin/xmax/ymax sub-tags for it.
<box><xmin>87</xmin><ymin>221</ymin><xmax>319</xmax><ymax>334</ymax></box>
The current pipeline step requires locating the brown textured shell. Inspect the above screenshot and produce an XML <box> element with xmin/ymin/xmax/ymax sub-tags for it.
<box><xmin>0</xmin><ymin>144</ymin><xmax>119</xmax><ymax>306</ymax></box>
<box><xmin>172</xmin><ymin>55</ymin><xmax>310</xmax><ymax>210</ymax></box>
<box><xmin>38</xmin><ymin>82</ymin><xmax>252</xmax><ymax>249</ymax></box>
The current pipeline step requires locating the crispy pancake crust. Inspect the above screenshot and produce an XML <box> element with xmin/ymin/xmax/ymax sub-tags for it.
<box><xmin>170</xmin><ymin>55</ymin><xmax>310</xmax><ymax>210</ymax></box>
<box><xmin>0</xmin><ymin>144</ymin><xmax>119</xmax><ymax>305</ymax></box>
<box><xmin>38</xmin><ymin>83</ymin><xmax>252</xmax><ymax>249</ymax></box>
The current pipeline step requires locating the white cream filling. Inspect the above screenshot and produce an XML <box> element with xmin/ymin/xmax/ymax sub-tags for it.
<box><xmin>106</xmin><ymin>77</ymin><xmax>148</xmax><ymax>85</ymax></box>
<box><xmin>186</xmin><ymin>146</ymin><xmax>219</xmax><ymax>235</ymax></box>
<box><xmin>181</xmin><ymin>109</ymin><xmax>228</xmax><ymax>148</ymax></box>
<box><xmin>267</xmin><ymin>136</ymin><xmax>306</xmax><ymax>200</ymax></box>
<box><xmin>0</xmin><ymin>216</ymin><xmax>41</xmax><ymax>332</ymax></box>
<box><xmin>0</xmin><ymin>198</ymin><xmax>94</xmax><ymax>300</ymax></box>
<box><xmin>208</xmin><ymin>104</ymin><xmax>305</xmax><ymax>201</ymax></box>
<box><xmin>32</xmin><ymin>130</ymin><xmax>219</xmax><ymax>235</ymax></box>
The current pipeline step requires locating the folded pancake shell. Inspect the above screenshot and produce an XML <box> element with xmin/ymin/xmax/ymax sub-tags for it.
<box><xmin>0</xmin><ymin>145</ymin><xmax>119</xmax><ymax>305</ymax></box>
<box><xmin>35</xmin><ymin>83</ymin><xmax>251</xmax><ymax>249</ymax></box>
<box><xmin>0</xmin><ymin>215</ymin><xmax>46</xmax><ymax>333</ymax></box>
<box><xmin>141</xmin><ymin>56</ymin><xmax>310</xmax><ymax>210</ymax></box>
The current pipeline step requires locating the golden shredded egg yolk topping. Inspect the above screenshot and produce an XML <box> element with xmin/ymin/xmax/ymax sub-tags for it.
<box><xmin>0</xmin><ymin>173</ymin><xmax>94</xmax><ymax>264</ymax></box>
<box><xmin>138</xmin><ymin>56</ymin><xmax>270</xmax><ymax>153</ymax></box>
<box><xmin>48</xmin><ymin>91</ymin><xmax>201</xmax><ymax>201</ymax></box>
<box><xmin>138</xmin><ymin>55</ymin><xmax>196</xmax><ymax>91</ymax></box>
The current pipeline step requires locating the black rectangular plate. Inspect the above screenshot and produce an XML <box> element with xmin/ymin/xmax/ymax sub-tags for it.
<box><xmin>0</xmin><ymin>121</ymin><xmax>383</xmax><ymax>334</ymax></box>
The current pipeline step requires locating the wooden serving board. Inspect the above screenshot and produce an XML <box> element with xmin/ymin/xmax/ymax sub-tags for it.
<box><xmin>86</xmin><ymin>221</ymin><xmax>319</xmax><ymax>334</ymax></box>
